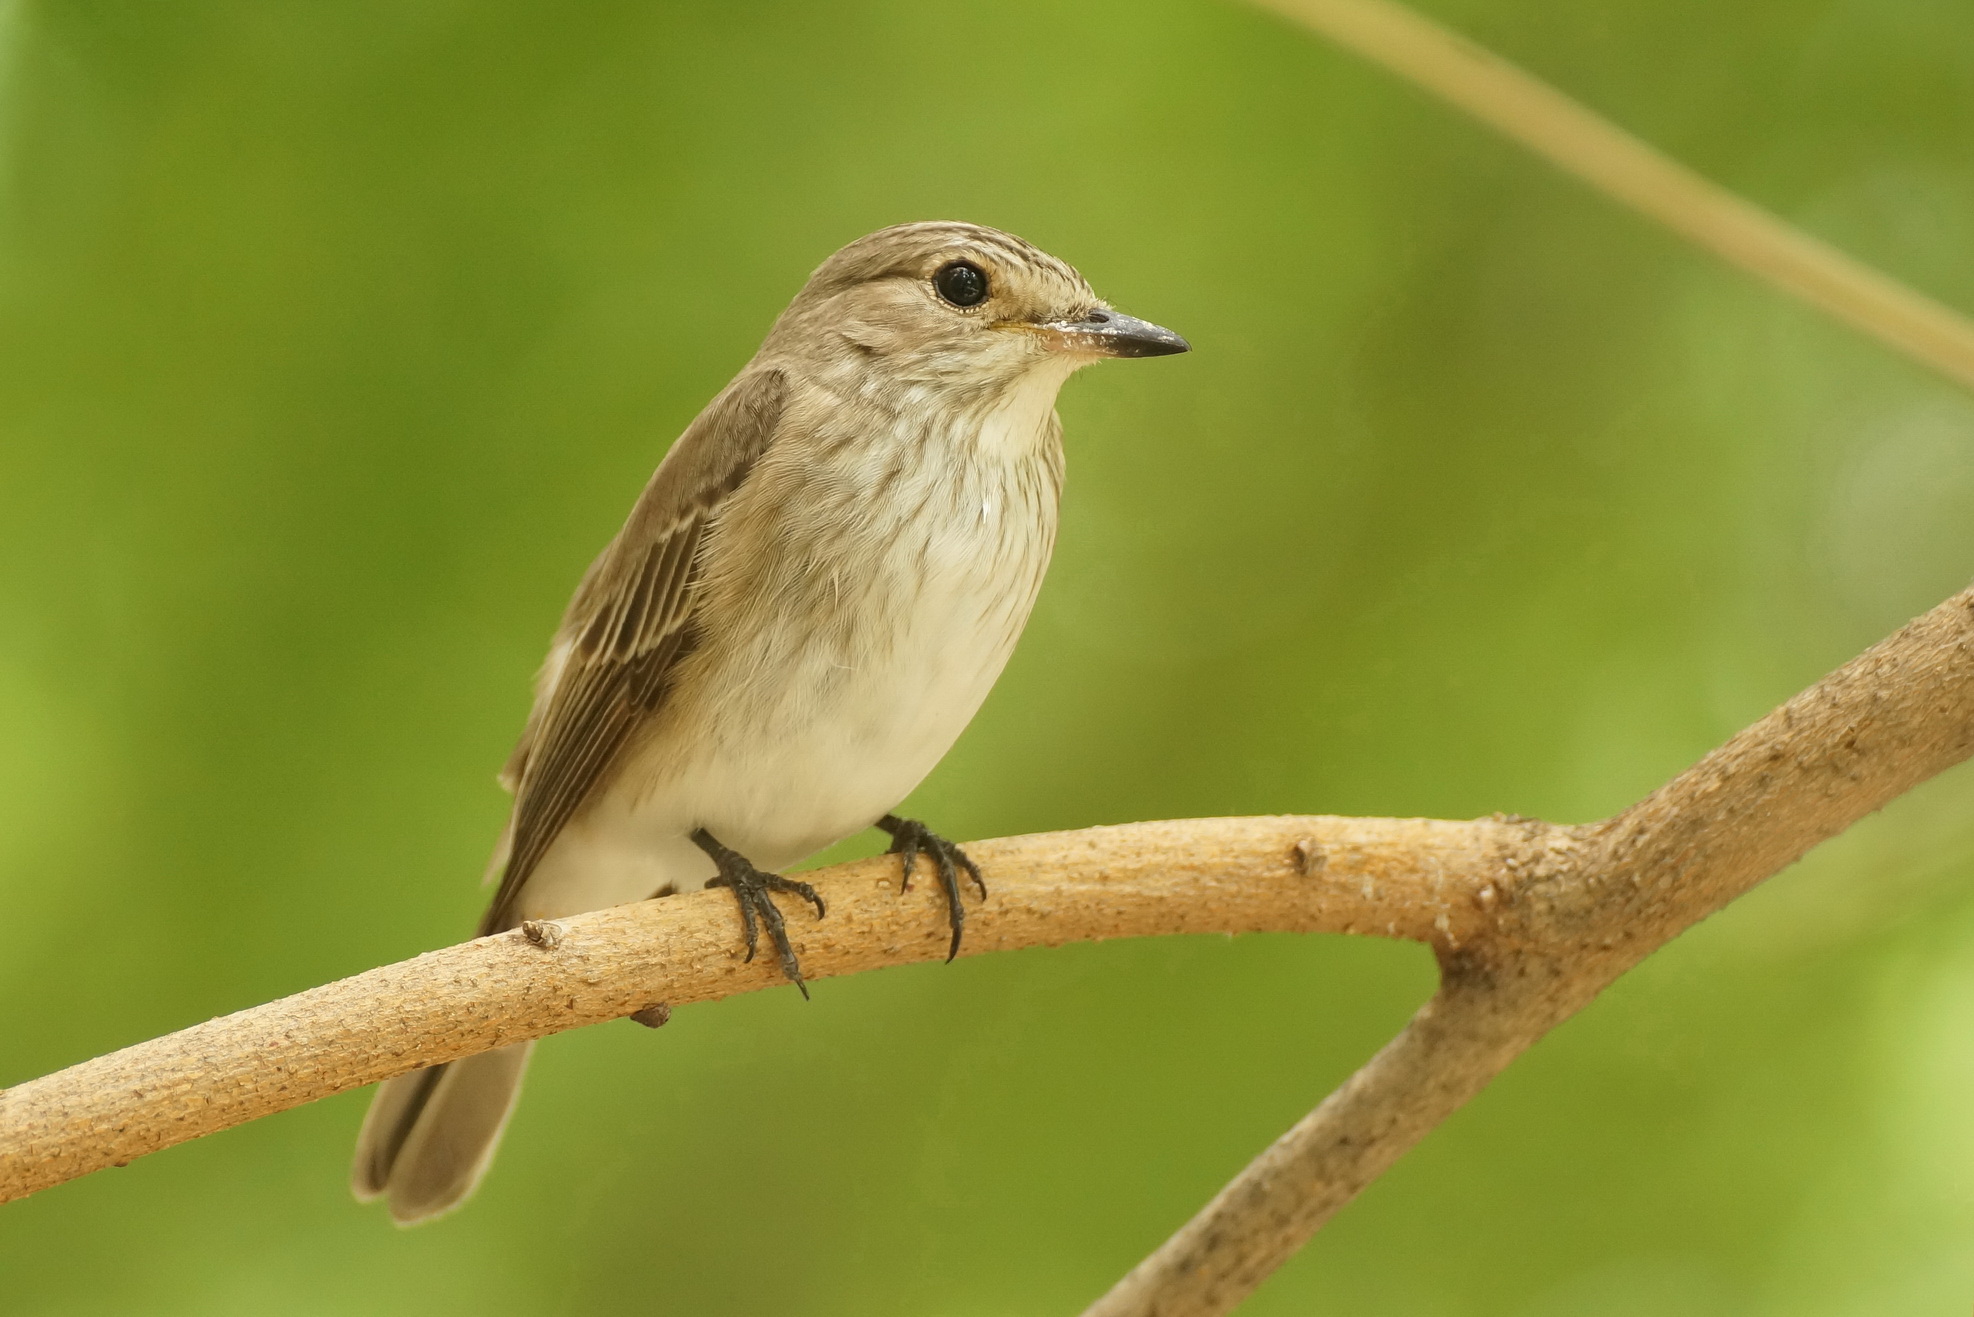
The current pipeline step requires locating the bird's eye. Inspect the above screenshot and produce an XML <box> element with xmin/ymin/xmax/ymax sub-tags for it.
<box><xmin>933</xmin><ymin>260</ymin><xmax>989</xmax><ymax>308</ymax></box>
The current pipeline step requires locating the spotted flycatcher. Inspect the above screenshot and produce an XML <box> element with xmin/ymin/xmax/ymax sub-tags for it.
<box><xmin>352</xmin><ymin>221</ymin><xmax>1188</xmax><ymax>1223</ymax></box>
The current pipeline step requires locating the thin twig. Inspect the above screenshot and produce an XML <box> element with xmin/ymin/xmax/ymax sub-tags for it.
<box><xmin>1248</xmin><ymin>0</ymin><xmax>1974</xmax><ymax>390</ymax></box>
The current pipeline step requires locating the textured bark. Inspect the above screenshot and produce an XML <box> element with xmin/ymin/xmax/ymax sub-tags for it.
<box><xmin>2</xmin><ymin>592</ymin><xmax>1969</xmax><ymax>1317</ymax></box>
<box><xmin>1082</xmin><ymin>590</ymin><xmax>1974</xmax><ymax>1315</ymax></box>
<box><xmin>0</xmin><ymin>593</ymin><xmax>1967</xmax><ymax>1317</ymax></box>
<box><xmin>0</xmin><ymin>815</ymin><xmax>1506</xmax><ymax>1204</ymax></box>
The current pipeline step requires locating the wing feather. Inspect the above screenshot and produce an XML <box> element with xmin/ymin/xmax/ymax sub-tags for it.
<box><xmin>478</xmin><ymin>368</ymin><xmax>786</xmax><ymax>934</ymax></box>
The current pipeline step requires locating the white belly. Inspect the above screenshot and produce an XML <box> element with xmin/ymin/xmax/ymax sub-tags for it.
<box><xmin>676</xmin><ymin>542</ymin><xmax>1036</xmax><ymax>860</ymax></box>
<box><xmin>514</xmin><ymin>390</ymin><xmax>1062</xmax><ymax>923</ymax></box>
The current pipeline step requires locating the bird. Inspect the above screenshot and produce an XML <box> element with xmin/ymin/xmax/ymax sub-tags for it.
<box><xmin>350</xmin><ymin>220</ymin><xmax>1188</xmax><ymax>1224</ymax></box>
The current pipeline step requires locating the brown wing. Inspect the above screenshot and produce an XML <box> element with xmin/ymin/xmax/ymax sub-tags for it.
<box><xmin>478</xmin><ymin>368</ymin><xmax>787</xmax><ymax>934</ymax></box>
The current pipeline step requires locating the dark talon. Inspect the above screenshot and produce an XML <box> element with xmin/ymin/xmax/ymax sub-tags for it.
<box><xmin>875</xmin><ymin>814</ymin><xmax>986</xmax><ymax>962</ymax></box>
<box><xmin>691</xmin><ymin>828</ymin><xmax>825</xmax><ymax>998</ymax></box>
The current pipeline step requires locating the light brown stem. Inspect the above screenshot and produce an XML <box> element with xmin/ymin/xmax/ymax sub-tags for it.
<box><xmin>1083</xmin><ymin>590</ymin><xmax>1974</xmax><ymax>1315</ymax></box>
<box><xmin>4</xmin><ymin>592</ymin><xmax>1969</xmax><ymax>1304</ymax></box>
<box><xmin>2</xmin><ymin>600</ymin><xmax>1970</xmax><ymax>1317</ymax></box>
<box><xmin>1248</xmin><ymin>0</ymin><xmax>1974</xmax><ymax>390</ymax></box>
<box><xmin>0</xmin><ymin>815</ymin><xmax>1505</xmax><ymax>1204</ymax></box>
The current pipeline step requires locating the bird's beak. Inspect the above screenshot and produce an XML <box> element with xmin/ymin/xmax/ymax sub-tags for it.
<box><xmin>1028</xmin><ymin>308</ymin><xmax>1191</xmax><ymax>358</ymax></box>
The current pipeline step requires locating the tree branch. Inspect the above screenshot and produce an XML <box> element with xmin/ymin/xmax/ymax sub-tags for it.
<box><xmin>2</xmin><ymin>591</ymin><xmax>1970</xmax><ymax>1315</ymax></box>
<box><xmin>1082</xmin><ymin>589</ymin><xmax>1974</xmax><ymax>1315</ymax></box>
<box><xmin>1247</xmin><ymin>0</ymin><xmax>1974</xmax><ymax>392</ymax></box>
<box><xmin>0</xmin><ymin>815</ymin><xmax>1506</xmax><ymax>1205</ymax></box>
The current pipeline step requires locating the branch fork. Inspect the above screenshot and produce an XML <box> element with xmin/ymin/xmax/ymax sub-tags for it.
<box><xmin>2</xmin><ymin>592</ymin><xmax>1970</xmax><ymax>1317</ymax></box>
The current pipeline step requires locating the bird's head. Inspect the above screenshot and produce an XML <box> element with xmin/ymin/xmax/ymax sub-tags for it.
<box><xmin>763</xmin><ymin>221</ymin><xmax>1188</xmax><ymax>399</ymax></box>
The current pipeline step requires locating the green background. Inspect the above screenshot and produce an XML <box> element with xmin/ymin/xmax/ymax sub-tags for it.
<box><xmin>4</xmin><ymin>0</ymin><xmax>1973</xmax><ymax>1312</ymax></box>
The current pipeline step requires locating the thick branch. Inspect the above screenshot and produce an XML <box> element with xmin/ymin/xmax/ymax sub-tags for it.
<box><xmin>3</xmin><ymin>593</ymin><xmax>1969</xmax><ymax>1317</ymax></box>
<box><xmin>1083</xmin><ymin>588</ymin><xmax>1974</xmax><ymax>1315</ymax></box>
<box><xmin>0</xmin><ymin>815</ymin><xmax>1506</xmax><ymax>1205</ymax></box>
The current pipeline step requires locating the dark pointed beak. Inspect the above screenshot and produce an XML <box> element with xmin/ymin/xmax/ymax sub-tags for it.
<box><xmin>1039</xmin><ymin>308</ymin><xmax>1191</xmax><ymax>358</ymax></box>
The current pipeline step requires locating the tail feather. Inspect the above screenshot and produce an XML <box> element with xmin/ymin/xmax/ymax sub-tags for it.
<box><xmin>351</xmin><ymin>1042</ymin><xmax>534</xmax><ymax>1225</ymax></box>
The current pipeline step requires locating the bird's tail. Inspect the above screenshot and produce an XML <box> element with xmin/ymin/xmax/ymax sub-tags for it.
<box><xmin>350</xmin><ymin>1041</ymin><xmax>534</xmax><ymax>1225</ymax></box>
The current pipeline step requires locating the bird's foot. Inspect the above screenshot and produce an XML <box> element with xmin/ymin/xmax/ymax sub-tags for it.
<box><xmin>691</xmin><ymin>828</ymin><xmax>826</xmax><ymax>999</ymax></box>
<box><xmin>875</xmin><ymin>814</ymin><xmax>986</xmax><ymax>962</ymax></box>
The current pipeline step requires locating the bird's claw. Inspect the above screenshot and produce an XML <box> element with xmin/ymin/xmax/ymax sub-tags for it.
<box><xmin>692</xmin><ymin>828</ymin><xmax>825</xmax><ymax>998</ymax></box>
<box><xmin>875</xmin><ymin>814</ymin><xmax>985</xmax><ymax>962</ymax></box>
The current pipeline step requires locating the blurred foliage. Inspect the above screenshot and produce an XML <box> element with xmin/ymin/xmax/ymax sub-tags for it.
<box><xmin>2</xmin><ymin>0</ymin><xmax>1973</xmax><ymax>1312</ymax></box>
